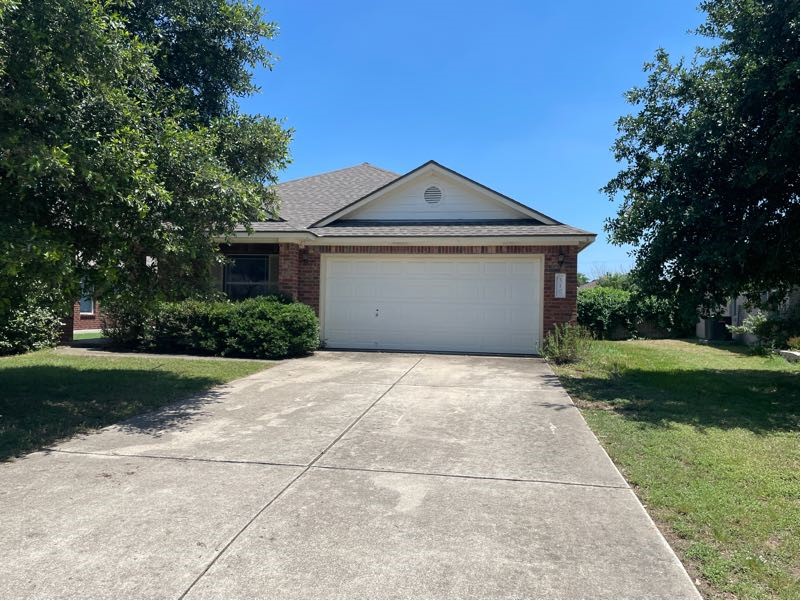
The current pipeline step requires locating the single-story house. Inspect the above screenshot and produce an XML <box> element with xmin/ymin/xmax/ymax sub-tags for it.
<box><xmin>218</xmin><ymin>160</ymin><xmax>595</xmax><ymax>354</ymax></box>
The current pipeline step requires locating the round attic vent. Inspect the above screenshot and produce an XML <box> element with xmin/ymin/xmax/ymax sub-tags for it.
<box><xmin>424</xmin><ymin>185</ymin><xmax>443</xmax><ymax>204</ymax></box>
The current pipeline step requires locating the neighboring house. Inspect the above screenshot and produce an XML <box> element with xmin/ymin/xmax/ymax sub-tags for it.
<box><xmin>696</xmin><ymin>287</ymin><xmax>800</xmax><ymax>343</ymax></box>
<box><xmin>71</xmin><ymin>291</ymin><xmax>102</xmax><ymax>331</ymax></box>
<box><xmin>219</xmin><ymin>160</ymin><xmax>595</xmax><ymax>354</ymax></box>
<box><xmin>578</xmin><ymin>279</ymin><xmax>598</xmax><ymax>291</ymax></box>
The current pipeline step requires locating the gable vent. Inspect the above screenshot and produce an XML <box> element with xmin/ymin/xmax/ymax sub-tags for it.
<box><xmin>423</xmin><ymin>185</ymin><xmax>443</xmax><ymax>204</ymax></box>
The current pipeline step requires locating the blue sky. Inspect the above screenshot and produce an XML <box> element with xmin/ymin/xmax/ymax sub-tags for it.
<box><xmin>240</xmin><ymin>1</ymin><xmax>706</xmax><ymax>275</ymax></box>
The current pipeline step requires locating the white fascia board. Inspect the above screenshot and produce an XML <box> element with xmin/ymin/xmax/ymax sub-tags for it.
<box><xmin>215</xmin><ymin>231</ymin><xmax>597</xmax><ymax>250</ymax></box>
<box><xmin>306</xmin><ymin>235</ymin><xmax>596</xmax><ymax>247</ymax></box>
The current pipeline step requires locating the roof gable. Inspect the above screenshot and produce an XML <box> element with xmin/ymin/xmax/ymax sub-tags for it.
<box><xmin>312</xmin><ymin>161</ymin><xmax>559</xmax><ymax>227</ymax></box>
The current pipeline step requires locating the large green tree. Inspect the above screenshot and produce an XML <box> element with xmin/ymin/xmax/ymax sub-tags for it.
<box><xmin>604</xmin><ymin>0</ymin><xmax>799</xmax><ymax>312</ymax></box>
<box><xmin>0</xmin><ymin>0</ymin><xmax>290</xmax><ymax>321</ymax></box>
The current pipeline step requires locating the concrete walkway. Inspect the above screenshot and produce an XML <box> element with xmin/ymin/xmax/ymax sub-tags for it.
<box><xmin>0</xmin><ymin>352</ymin><xmax>700</xmax><ymax>599</ymax></box>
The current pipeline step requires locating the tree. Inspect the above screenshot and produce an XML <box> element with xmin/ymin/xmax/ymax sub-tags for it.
<box><xmin>0</xmin><ymin>0</ymin><xmax>290</xmax><ymax>325</ymax></box>
<box><xmin>577</xmin><ymin>272</ymin><xmax>590</xmax><ymax>286</ymax></box>
<box><xmin>596</xmin><ymin>271</ymin><xmax>634</xmax><ymax>291</ymax></box>
<box><xmin>603</xmin><ymin>0</ymin><xmax>799</xmax><ymax>313</ymax></box>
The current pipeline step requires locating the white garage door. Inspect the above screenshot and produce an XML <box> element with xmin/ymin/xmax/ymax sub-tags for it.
<box><xmin>321</xmin><ymin>255</ymin><xmax>542</xmax><ymax>354</ymax></box>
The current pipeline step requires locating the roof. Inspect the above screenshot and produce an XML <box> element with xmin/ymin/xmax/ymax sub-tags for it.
<box><xmin>235</xmin><ymin>161</ymin><xmax>594</xmax><ymax>242</ymax></box>
<box><xmin>272</xmin><ymin>163</ymin><xmax>399</xmax><ymax>230</ymax></box>
<box><xmin>308</xmin><ymin>221</ymin><xmax>592</xmax><ymax>237</ymax></box>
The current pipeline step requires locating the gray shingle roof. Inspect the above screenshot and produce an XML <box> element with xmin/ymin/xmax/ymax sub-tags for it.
<box><xmin>236</xmin><ymin>163</ymin><xmax>593</xmax><ymax>239</ymax></box>
<box><xmin>275</xmin><ymin>163</ymin><xmax>399</xmax><ymax>229</ymax></box>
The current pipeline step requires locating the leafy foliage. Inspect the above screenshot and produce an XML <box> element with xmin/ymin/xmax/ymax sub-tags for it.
<box><xmin>0</xmin><ymin>296</ymin><xmax>63</xmax><ymax>356</ymax></box>
<box><xmin>728</xmin><ymin>308</ymin><xmax>800</xmax><ymax>350</ymax></box>
<box><xmin>578</xmin><ymin>283</ymin><xmax>696</xmax><ymax>339</ymax></box>
<box><xmin>604</xmin><ymin>0</ymin><xmax>799</xmax><ymax>312</ymax></box>
<box><xmin>595</xmin><ymin>271</ymin><xmax>635</xmax><ymax>291</ymax></box>
<box><xmin>105</xmin><ymin>297</ymin><xmax>319</xmax><ymax>359</ymax></box>
<box><xmin>0</xmin><ymin>0</ymin><xmax>291</xmax><ymax>335</ymax></box>
<box><xmin>542</xmin><ymin>323</ymin><xmax>593</xmax><ymax>364</ymax></box>
<box><xmin>577</xmin><ymin>287</ymin><xmax>633</xmax><ymax>339</ymax></box>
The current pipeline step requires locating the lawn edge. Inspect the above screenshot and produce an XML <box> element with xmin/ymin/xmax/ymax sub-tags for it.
<box><xmin>1</xmin><ymin>352</ymin><xmax>276</xmax><ymax>463</ymax></box>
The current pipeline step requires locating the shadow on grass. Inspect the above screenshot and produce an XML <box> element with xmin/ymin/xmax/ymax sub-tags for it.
<box><xmin>561</xmin><ymin>367</ymin><xmax>799</xmax><ymax>434</ymax></box>
<box><xmin>0</xmin><ymin>365</ymin><xmax>228</xmax><ymax>461</ymax></box>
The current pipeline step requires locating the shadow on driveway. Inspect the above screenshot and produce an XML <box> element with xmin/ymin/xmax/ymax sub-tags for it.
<box><xmin>1</xmin><ymin>365</ymin><xmax>228</xmax><ymax>461</ymax></box>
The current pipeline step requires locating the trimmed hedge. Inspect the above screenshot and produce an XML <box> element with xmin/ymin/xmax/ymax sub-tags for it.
<box><xmin>105</xmin><ymin>297</ymin><xmax>319</xmax><ymax>359</ymax></box>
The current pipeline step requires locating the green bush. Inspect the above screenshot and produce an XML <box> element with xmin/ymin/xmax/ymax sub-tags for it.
<box><xmin>542</xmin><ymin>323</ymin><xmax>593</xmax><ymax>364</ymax></box>
<box><xmin>728</xmin><ymin>310</ymin><xmax>800</xmax><ymax>350</ymax></box>
<box><xmin>105</xmin><ymin>297</ymin><xmax>319</xmax><ymax>359</ymax></box>
<box><xmin>577</xmin><ymin>287</ymin><xmax>632</xmax><ymax>339</ymax></box>
<box><xmin>578</xmin><ymin>285</ymin><xmax>695</xmax><ymax>340</ymax></box>
<box><xmin>0</xmin><ymin>304</ymin><xmax>64</xmax><ymax>356</ymax></box>
<box><xmin>595</xmin><ymin>271</ymin><xmax>634</xmax><ymax>291</ymax></box>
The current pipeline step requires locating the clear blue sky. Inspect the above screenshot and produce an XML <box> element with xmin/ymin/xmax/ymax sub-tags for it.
<box><xmin>240</xmin><ymin>1</ymin><xmax>706</xmax><ymax>275</ymax></box>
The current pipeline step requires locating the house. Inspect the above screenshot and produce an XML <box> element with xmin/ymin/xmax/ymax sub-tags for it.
<box><xmin>218</xmin><ymin>160</ymin><xmax>595</xmax><ymax>354</ymax></box>
<box><xmin>71</xmin><ymin>292</ymin><xmax>102</xmax><ymax>331</ymax></box>
<box><xmin>696</xmin><ymin>288</ymin><xmax>800</xmax><ymax>343</ymax></box>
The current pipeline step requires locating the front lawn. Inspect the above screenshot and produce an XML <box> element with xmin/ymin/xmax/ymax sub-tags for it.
<box><xmin>0</xmin><ymin>350</ymin><xmax>270</xmax><ymax>461</ymax></box>
<box><xmin>551</xmin><ymin>340</ymin><xmax>799</xmax><ymax>599</ymax></box>
<box><xmin>73</xmin><ymin>331</ymin><xmax>106</xmax><ymax>340</ymax></box>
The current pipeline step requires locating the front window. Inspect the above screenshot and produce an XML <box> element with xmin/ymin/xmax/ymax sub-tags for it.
<box><xmin>79</xmin><ymin>293</ymin><xmax>94</xmax><ymax>314</ymax></box>
<box><xmin>223</xmin><ymin>255</ymin><xmax>278</xmax><ymax>300</ymax></box>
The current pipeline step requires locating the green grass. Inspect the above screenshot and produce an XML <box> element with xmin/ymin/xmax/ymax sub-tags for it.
<box><xmin>551</xmin><ymin>340</ymin><xmax>799</xmax><ymax>599</ymax></box>
<box><xmin>73</xmin><ymin>331</ymin><xmax>106</xmax><ymax>340</ymax></box>
<box><xmin>0</xmin><ymin>349</ymin><xmax>270</xmax><ymax>461</ymax></box>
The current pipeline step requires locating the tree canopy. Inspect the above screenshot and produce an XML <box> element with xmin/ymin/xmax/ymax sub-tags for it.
<box><xmin>0</xmin><ymin>0</ymin><xmax>291</xmax><ymax>318</ymax></box>
<box><xmin>604</xmin><ymin>0</ymin><xmax>799</xmax><ymax>312</ymax></box>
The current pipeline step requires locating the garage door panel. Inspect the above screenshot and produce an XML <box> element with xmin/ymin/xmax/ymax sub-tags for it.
<box><xmin>322</xmin><ymin>256</ymin><xmax>541</xmax><ymax>354</ymax></box>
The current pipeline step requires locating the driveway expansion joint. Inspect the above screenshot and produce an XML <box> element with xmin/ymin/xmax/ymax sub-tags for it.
<box><xmin>391</xmin><ymin>382</ymin><xmax>572</xmax><ymax>395</ymax></box>
<box><xmin>43</xmin><ymin>448</ymin><xmax>306</xmax><ymax>469</ymax></box>
<box><xmin>178</xmin><ymin>355</ymin><xmax>425</xmax><ymax>600</ymax></box>
<box><xmin>310</xmin><ymin>464</ymin><xmax>631</xmax><ymax>490</ymax></box>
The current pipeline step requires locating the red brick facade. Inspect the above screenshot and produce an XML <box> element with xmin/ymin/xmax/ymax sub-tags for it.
<box><xmin>270</xmin><ymin>243</ymin><xmax>579</xmax><ymax>337</ymax></box>
<box><xmin>71</xmin><ymin>299</ymin><xmax>103</xmax><ymax>330</ymax></box>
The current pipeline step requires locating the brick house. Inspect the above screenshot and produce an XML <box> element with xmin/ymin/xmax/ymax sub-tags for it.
<box><xmin>218</xmin><ymin>161</ymin><xmax>595</xmax><ymax>354</ymax></box>
<box><xmin>70</xmin><ymin>293</ymin><xmax>103</xmax><ymax>331</ymax></box>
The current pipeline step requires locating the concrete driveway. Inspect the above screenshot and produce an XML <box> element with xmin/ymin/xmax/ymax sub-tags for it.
<box><xmin>0</xmin><ymin>352</ymin><xmax>699</xmax><ymax>599</ymax></box>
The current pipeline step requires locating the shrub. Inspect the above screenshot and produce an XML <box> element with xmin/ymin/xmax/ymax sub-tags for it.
<box><xmin>578</xmin><ymin>285</ymin><xmax>695</xmax><ymax>340</ymax></box>
<box><xmin>577</xmin><ymin>287</ymin><xmax>632</xmax><ymax>339</ymax></box>
<box><xmin>102</xmin><ymin>294</ymin><xmax>155</xmax><ymax>348</ymax></box>
<box><xmin>729</xmin><ymin>310</ymin><xmax>800</xmax><ymax>350</ymax></box>
<box><xmin>787</xmin><ymin>337</ymin><xmax>800</xmax><ymax>351</ymax></box>
<box><xmin>0</xmin><ymin>303</ymin><xmax>64</xmax><ymax>356</ymax></box>
<box><xmin>106</xmin><ymin>296</ymin><xmax>318</xmax><ymax>359</ymax></box>
<box><xmin>542</xmin><ymin>323</ymin><xmax>593</xmax><ymax>364</ymax></box>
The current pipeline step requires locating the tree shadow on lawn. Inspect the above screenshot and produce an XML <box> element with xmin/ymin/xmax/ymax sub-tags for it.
<box><xmin>562</xmin><ymin>366</ymin><xmax>799</xmax><ymax>434</ymax></box>
<box><xmin>0</xmin><ymin>365</ymin><xmax>229</xmax><ymax>461</ymax></box>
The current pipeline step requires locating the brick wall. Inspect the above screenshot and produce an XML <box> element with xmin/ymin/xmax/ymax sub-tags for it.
<box><xmin>277</xmin><ymin>243</ymin><xmax>579</xmax><ymax>336</ymax></box>
<box><xmin>278</xmin><ymin>243</ymin><xmax>300</xmax><ymax>300</ymax></box>
<box><xmin>72</xmin><ymin>300</ymin><xmax>104</xmax><ymax>330</ymax></box>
